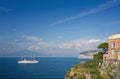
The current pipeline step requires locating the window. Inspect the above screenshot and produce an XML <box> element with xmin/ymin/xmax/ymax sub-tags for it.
<box><xmin>112</xmin><ymin>42</ymin><xmax>116</xmax><ymax>48</ymax></box>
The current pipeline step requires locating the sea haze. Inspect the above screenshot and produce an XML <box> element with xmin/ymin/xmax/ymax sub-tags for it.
<box><xmin>0</xmin><ymin>57</ymin><xmax>90</xmax><ymax>79</ymax></box>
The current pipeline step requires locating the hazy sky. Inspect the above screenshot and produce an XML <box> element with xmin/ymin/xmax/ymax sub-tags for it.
<box><xmin>0</xmin><ymin>0</ymin><xmax>120</xmax><ymax>57</ymax></box>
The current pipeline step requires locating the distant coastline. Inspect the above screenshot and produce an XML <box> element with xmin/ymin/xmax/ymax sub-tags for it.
<box><xmin>78</xmin><ymin>50</ymin><xmax>101</xmax><ymax>59</ymax></box>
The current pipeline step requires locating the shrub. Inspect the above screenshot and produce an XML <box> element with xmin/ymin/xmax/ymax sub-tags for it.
<box><xmin>74</xmin><ymin>73</ymin><xmax>77</xmax><ymax>76</ymax></box>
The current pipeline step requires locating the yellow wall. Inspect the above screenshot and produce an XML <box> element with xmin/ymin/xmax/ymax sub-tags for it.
<box><xmin>118</xmin><ymin>53</ymin><xmax>120</xmax><ymax>60</ymax></box>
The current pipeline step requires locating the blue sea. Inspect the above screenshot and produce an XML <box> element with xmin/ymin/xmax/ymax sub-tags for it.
<box><xmin>0</xmin><ymin>57</ymin><xmax>90</xmax><ymax>79</ymax></box>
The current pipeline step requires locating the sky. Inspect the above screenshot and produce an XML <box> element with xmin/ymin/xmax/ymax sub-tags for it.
<box><xmin>0</xmin><ymin>0</ymin><xmax>120</xmax><ymax>57</ymax></box>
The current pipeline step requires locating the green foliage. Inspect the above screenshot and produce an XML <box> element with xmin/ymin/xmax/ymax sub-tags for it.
<box><xmin>77</xmin><ymin>60</ymin><xmax>102</xmax><ymax>79</ymax></box>
<box><xmin>74</xmin><ymin>73</ymin><xmax>77</xmax><ymax>76</ymax></box>
<box><xmin>97</xmin><ymin>42</ymin><xmax>108</xmax><ymax>49</ymax></box>
<box><xmin>93</xmin><ymin>52</ymin><xmax>103</xmax><ymax>60</ymax></box>
<box><xmin>65</xmin><ymin>59</ymin><xmax>117</xmax><ymax>79</ymax></box>
<box><xmin>97</xmin><ymin>42</ymin><xmax>108</xmax><ymax>53</ymax></box>
<box><xmin>65</xmin><ymin>42</ymin><xmax>118</xmax><ymax>79</ymax></box>
<box><xmin>79</xmin><ymin>75</ymin><xmax>86</xmax><ymax>79</ymax></box>
<box><xmin>73</xmin><ymin>64</ymin><xmax>79</xmax><ymax>69</ymax></box>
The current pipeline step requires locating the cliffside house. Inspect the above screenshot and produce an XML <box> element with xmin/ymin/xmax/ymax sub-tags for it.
<box><xmin>103</xmin><ymin>34</ymin><xmax>120</xmax><ymax>64</ymax></box>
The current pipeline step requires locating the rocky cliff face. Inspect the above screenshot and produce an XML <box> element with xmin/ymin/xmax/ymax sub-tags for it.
<box><xmin>65</xmin><ymin>64</ymin><xmax>91</xmax><ymax>79</ymax></box>
<box><xmin>65</xmin><ymin>60</ymin><xmax>116</xmax><ymax>79</ymax></box>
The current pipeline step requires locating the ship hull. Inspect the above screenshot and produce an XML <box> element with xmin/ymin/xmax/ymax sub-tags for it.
<box><xmin>18</xmin><ymin>60</ymin><xmax>39</xmax><ymax>64</ymax></box>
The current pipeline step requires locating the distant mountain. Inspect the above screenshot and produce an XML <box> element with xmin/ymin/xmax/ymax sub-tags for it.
<box><xmin>78</xmin><ymin>50</ymin><xmax>101</xmax><ymax>59</ymax></box>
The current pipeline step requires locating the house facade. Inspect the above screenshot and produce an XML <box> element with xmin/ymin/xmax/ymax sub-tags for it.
<box><xmin>108</xmin><ymin>34</ymin><xmax>120</xmax><ymax>61</ymax></box>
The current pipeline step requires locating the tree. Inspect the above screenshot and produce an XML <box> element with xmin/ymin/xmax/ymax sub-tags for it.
<box><xmin>93</xmin><ymin>52</ymin><xmax>103</xmax><ymax>60</ymax></box>
<box><xmin>97</xmin><ymin>42</ymin><xmax>108</xmax><ymax>53</ymax></box>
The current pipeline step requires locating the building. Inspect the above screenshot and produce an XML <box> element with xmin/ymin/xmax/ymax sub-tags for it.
<box><xmin>108</xmin><ymin>34</ymin><xmax>120</xmax><ymax>61</ymax></box>
<box><xmin>103</xmin><ymin>34</ymin><xmax>120</xmax><ymax>65</ymax></box>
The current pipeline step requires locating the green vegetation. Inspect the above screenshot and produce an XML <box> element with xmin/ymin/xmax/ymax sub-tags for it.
<box><xmin>93</xmin><ymin>52</ymin><xmax>103</xmax><ymax>60</ymax></box>
<box><xmin>97</xmin><ymin>42</ymin><xmax>108</xmax><ymax>53</ymax></box>
<box><xmin>65</xmin><ymin>58</ymin><xmax>116</xmax><ymax>79</ymax></box>
<box><xmin>65</xmin><ymin>52</ymin><xmax>116</xmax><ymax>79</ymax></box>
<box><xmin>65</xmin><ymin>42</ymin><xmax>117</xmax><ymax>79</ymax></box>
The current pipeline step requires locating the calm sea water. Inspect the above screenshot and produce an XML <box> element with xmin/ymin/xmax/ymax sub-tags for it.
<box><xmin>0</xmin><ymin>57</ymin><xmax>90</xmax><ymax>79</ymax></box>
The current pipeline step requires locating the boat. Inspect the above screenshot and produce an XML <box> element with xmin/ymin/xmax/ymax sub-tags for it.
<box><xmin>18</xmin><ymin>57</ymin><xmax>39</xmax><ymax>64</ymax></box>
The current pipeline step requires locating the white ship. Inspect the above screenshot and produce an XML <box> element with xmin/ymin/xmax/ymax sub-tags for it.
<box><xmin>18</xmin><ymin>57</ymin><xmax>39</xmax><ymax>64</ymax></box>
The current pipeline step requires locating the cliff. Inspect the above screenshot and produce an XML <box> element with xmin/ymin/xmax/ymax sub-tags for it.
<box><xmin>65</xmin><ymin>60</ymin><xmax>116</xmax><ymax>79</ymax></box>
